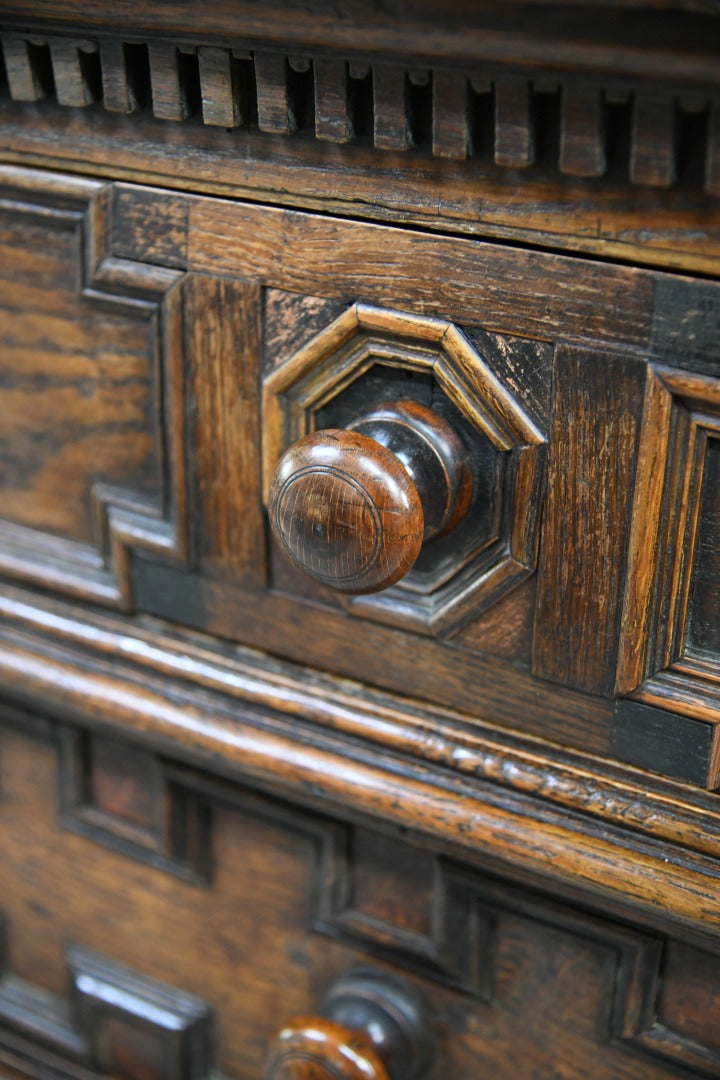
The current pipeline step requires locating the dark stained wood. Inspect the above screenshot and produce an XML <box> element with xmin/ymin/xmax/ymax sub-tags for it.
<box><xmin>615</xmin><ymin>367</ymin><xmax>720</xmax><ymax>768</ymax></box>
<box><xmin>0</xmin><ymin>3</ymin><xmax>720</xmax><ymax>1077</ymax></box>
<box><xmin>560</xmin><ymin>84</ymin><xmax>605</xmax><ymax>177</ymax></box>
<box><xmin>186</xmin><ymin>197</ymin><xmax>657</xmax><ymax>346</ymax></box>
<box><xmin>3</xmin><ymin>110</ymin><xmax>720</xmax><ymax>275</ymax></box>
<box><xmin>69</xmin><ymin>944</ymin><xmax>214</xmax><ymax>1080</ymax></box>
<box><xmin>453</xmin><ymin>580</ymin><xmax>535</xmax><ymax>662</ymax></box>
<box><xmin>1</xmin><ymin>36</ymin><xmax>46</xmax><ymax>101</ymax></box>
<box><xmin>612</xmin><ymin>699</ymin><xmax>720</xmax><ymax>788</ymax></box>
<box><xmin>314</xmin><ymin>58</ymin><xmax>353</xmax><ymax>144</ymax></box>
<box><xmin>269</xmin><ymin>428</ymin><xmax>424</xmax><ymax>595</ymax></box>
<box><xmin>2</xmin><ymin>725</ymin><xmax>720</xmax><ymax>1080</ymax></box>
<box><xmin>48</xmin><ymin>38</ymin><xmax>98</xmax><ymax>108</ymax></box>
<box><xmin>687</xmin><ymin>436</ymin><xmax>720</xmax><ymax>656</ymax></box>
<box><xmin>432</xmin><ymin>70</ymin><xmax>469</xmax><ymax>160</ymax></box>
<box><xmin>533</xmin><ymin>350</ymin><xmax>647</xmax><ymax>695</ymax></box>
<box><xmin>372</xmin><ymin>65</ymin><xmax>411</xmax><ymax>151</ymax></box>
<box><xmin>87</xmin><ymin>734</ymin><xmax>162</xmax><ymax>831</ymax></box>
<box><xmin>148</xmin><ymin>44</ymin><xmax>189</xmax><ymax>122</ymax></box>
<box><xmin>345</xmin><ymin>832</ymin><xmax>436</xmax><ymax>939</ymax></box>
<box><xmin>708</xmin><ymin>101</ymin><xmax>720</xmax><ymax>195</ymax></box>
<box><xmin>0</xmin><ymin>201</ymin><xmax>159</xmax><ymax>546</ymax></box>
<box><xmin>268</xmin><ymin>401</ymin><xmax>473</xmax><ymax>596</ymax></box>
<box><xmin>266</xmin><ymin>1019</ymin><xmax>388</xmax><ymax>1080</ymax></box>
<box><xmin>658</xmin><ymin>942</ymin><xmax>720</xmax><ymax>1054</ymax></box>
<box><xmin>348</xmin><ymin>401</ymin><xmax>473</xmax><ymax>541</ymax></box>
<box><xmin>112</xmin><ymin>185</ymin><xmax>188</xmax><ymax>269</ymax></box>
<box><xmin>255</xmin><ymin>52</ymin><xmax>295</xmax><ymax>134</ymax></box>
<box><xmin>185</xmin><ymin>274</ymin><xmax>266</xmax><ymax>586</ymax></box>
<box><xmin>630</xmin><ymin>94</ymin><xmax>677</xmax><ymax>187</ymax></box>
<box><xmin>2</xmin><ymin>624</ymin><xmax>720</xmax><ymax>939</ymax></box>
<box><xmin>100</xmin><ymin>39</ymin><xmax>136</xmax><ymax>114</ymax></box>
<box><xmin>614</xmin><ymin>367</ymin><xmax>674</xmax><ymax>695</ymax></box>
<box><xmin>99</xmin><ymin>39</ymin><xmax>136</xmax><ymax>113</ymax></box>
<box><xmin>2</xmin><ymin>2</ymin><xmax>720</xmax><ymax>88</ymax></box>
<box><xmin>494</xmin><ymin>78</ymin><xmax>534</xmax><ymax>167</ymax></box>
<box><xmin>267</xmin><ymin>967</ymin><xmax>431</xmax><ymax>1080</ymax></box>
<box><xmin>197</xmin><ymin>46</ymin><xmax>243</xmax><ymax>128</ymax></box>
<box><xmin>0</xmin><ymin>170</ymin><xmax>194</xmax><ymax>613</ymax></box>
<box><xmin>10</xmin><ymin>589</ymin><xmax>716</xmax><ymax>864</ymax></box>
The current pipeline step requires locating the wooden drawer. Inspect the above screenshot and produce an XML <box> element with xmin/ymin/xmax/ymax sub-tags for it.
<box><xmin>1</xmin><ymin>715</ymin><xmax>720</xmax><ymax>1080</ymax></box>
<box><xmin>1</xmin><ymin>167</ymin><xmax>719</xmax><ymax>781</ymax></box>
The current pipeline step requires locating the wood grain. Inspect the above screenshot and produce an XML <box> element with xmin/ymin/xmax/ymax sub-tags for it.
<box><xmin>148</xmin><ymin>44</ymin><xmax>189</xmax><ymax>122</ymax></box>
<box><xmin>533</xmin><ymin>349</ymin><xmax>647</xmax><ymax>694</ymax></box>
<box><xmin>314</xmin><ymin>58</ymin><xmax>353</xmax><ymax>144</ymax></box>
<box><xmin>269</xmin><ymin>429</ymin><xmax>424</xmax><ymax>595</ymax></box>
<box><xmin>266</xmin><ymin>1019</ymin><xmax>388</xmax><ymax>1080</ymax></box>
<box><xmin>560</xmin><ymin>84</ymin><xmax>605</xmax><ymax>177</ymax></box>
<box><xmin>432</xmin><ymin>70</ymin><xmax>469</xmax><ymax>160</ymax></box>
<box><xmin>187</xmin><ymin>198</ymin><xmax>656</xmax><ymax>346</ymax></box>
<box><xmin>48</xmin><ymin>39</ymin><xmax>98</xmax><ymax>108</ymax></box>
<box><xmin>197</xmin><ymin>46</ymin><xmax>243</xmax><ymax>128</ymax></box>
<box><xmin>2</xmin><ymin>624</ymin><xmax>720</xmax><ymax>940</ymax></box>
<box><xmin>4</xmin><ymin>113</ymin><xmax>720</xmax><ymax>275</ymax></box>
<box><xmin>3</xmin><ymin>723</ymin><xmax>715</xmax><ymax>1079</ymax></box>
<box><xmin>372</xmin><ymin>65</ymin><xmax>411</xmax><ymax>151</ymax></box>
<box><xmin>2</xmin><ymin>1</ymin><xmax>719</xmax><ymax>86</ymax></box>
<box><xmin>0</xmin><ymin>4</ymin><xmax>718</xmax><ymax>1077</ymax></box>
<box><xmin>185</xmin><ymin>274</ymin><xmax>266</xmax><ymax>585</ymax></box>
<box><xmin>100</xmin><ymin>39</ymin><xmax>136</xmax><ymax>114</ymax></box>
<box><xmin>255</xmin><ymin>52</ymin><xmax>294</xmax><ymax>134</ymax></box>
<box><xmin>2</xmin><ymin>36</ymin><xmax>46</xmax><ymax>101</ymax></box>
<box><xmin>630</xmin><ymin>94</ymin><xmax>677</xmax><ymax>187</ymax></box>
<box><xmin>9</xmin><ymin>588</ymin><xmax>715</xmax><ymax>862</ymax></box>
<box><xmin>0</xmin><ymin>205</ymin><xmax>158</xmax><ymax>544</ymax></box>
<box><xmin>494</xmin><ymin>78</ymin><xmax>534</xmax><ymax>167</ymax></box>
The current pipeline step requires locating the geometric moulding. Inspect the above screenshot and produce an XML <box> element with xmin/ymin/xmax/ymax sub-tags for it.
<box><xmin>0</xmin><ymin>913</ymin><xmax>213</xmax><ymax>1080</ymax></box>
<box><xmin>616</xmin><ymin>365</ymin><xmax>720</xmax><ymax>788</ymax></box>
<box><xmin>69</xmin><ymin>945</ymin><xmax>213</xmax><ymax>1080</ymax></box>
<box><xmin>263</xmin><ymin>303</ymin><xmax>545</xmax><ymax>635</ymax></box>
<box><xmin>0</xmin><ymin>171</ymin><xmax>188</xmax><ymax>612</ymax></box>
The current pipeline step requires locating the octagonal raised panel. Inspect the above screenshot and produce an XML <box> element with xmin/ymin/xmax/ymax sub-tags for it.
<box><xmin>262</xmin><ymin>303</ymin><xmax>546</xmax><ymax>635</ymax></box>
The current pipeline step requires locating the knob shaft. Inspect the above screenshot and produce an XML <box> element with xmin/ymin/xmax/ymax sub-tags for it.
<box><xmin>268</xmin><ymin>401</ymin><xmax>471</xmax><ymax>595</ymax></box>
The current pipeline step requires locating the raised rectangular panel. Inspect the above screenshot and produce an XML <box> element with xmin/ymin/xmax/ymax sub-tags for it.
<box><xmin>0</xmin><ymin>171</ymin><xmax>188</xmax><ymax>609</ymax></box>
<box><xmin>616</xmin><ymin>367</ymin><xmax>720</xmax><ymax>787</ymax></box>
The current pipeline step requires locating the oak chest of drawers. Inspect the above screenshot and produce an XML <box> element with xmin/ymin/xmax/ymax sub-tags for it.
<box><xmin>0</xmin><ymin>3</ymin><xmax>720</xmax><ymax>1078</ymax></box>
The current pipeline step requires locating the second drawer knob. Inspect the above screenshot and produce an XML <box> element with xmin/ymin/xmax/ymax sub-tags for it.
<box><xmin>265</xmin><ymin>966</ymin><xmax>433</xmax><ymax>1080</ymax></box>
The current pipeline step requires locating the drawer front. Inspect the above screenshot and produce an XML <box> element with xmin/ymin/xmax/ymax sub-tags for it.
<box><xmin>1</xmin><ymin>167</ymin><xmax>719</xmax><ymax>785</ymax></box>
<box><xmin>3</xmin><ymin>717</ymin><xmax>720</xmax><ymax>1080</ymax></box>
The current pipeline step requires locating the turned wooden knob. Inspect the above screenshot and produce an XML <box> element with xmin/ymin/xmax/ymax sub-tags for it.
<box><xmin>268</xmin><ymin>401</ymin><xmax>472</xmax><ymax>594</ymax></box>
<box><xmin>265</xmin><ymin>966</ymin><xmax>432</xmax><ymax>1080</ymax></box>
<box><xmin>266</xmin><ymin>1018</ymin><xmax>388</xmax><ymax>1080</ymax></box>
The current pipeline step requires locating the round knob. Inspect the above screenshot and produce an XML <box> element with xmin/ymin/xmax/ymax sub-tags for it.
<box><xmin>265</xmin><ymin>966</ymin><xmax>432</xmax><ymax>1080</ymax></box>
<box><xmin>268</xmin><ymin>401</ymin><xmax>472</xmax><ymax>595</ymax></box>
<box><xmin>266</xmin><ymin>1018</ymin><xmax>388</xmax><ymax>1080</ymax></box>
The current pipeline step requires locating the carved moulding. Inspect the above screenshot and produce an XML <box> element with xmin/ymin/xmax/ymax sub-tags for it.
<box><xmin>0</xmin><ymin>167</ymin><xmax>189</xmax><ymax>610</ymax></box>
<box><xmin>3</xmin><ymin>736</ymin><xmax>720</xmax><ymax>1080</ymax></box>
<box><xmin>262</xmin><ymin>302</ymin><xmax>545</xmax><ymax>636</ymax></box>
<box><xmin>0</xmin><ymin>912</ymin><xmax>213</xmax><ymax>1080</ymax></box>
<box><xmin>0</xmin><ymin>30</ymin><xmax>718</xmax><ymax>196</ymax></box>
<box><xmin>616</xmin><ymin>365</ymin><xmax>720</xmax><ymax>788</ymax></box>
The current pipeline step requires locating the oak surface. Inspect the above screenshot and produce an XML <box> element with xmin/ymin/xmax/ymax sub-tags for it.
<box><xmin>269</xmin><ymin>429</ymin><xmax>423</xmax><ymax>595</ymax></box>
<box><xmin>0</xmin><ymin>4</ymin><xmax>719</xmax><ymax>1078</ymax></box>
